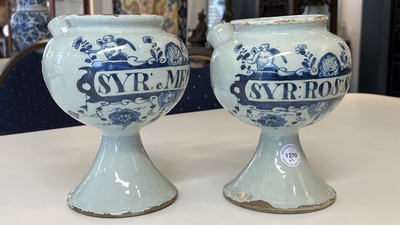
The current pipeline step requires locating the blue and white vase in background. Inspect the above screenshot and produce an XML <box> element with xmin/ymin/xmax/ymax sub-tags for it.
<box><xmin>10</xmin><ymin>0</ymin><xmax>52</xmax><ymax>50</ymax></box>
<box><xmin>207</xmin><ymin>15</ymin><xmax>352</xmax><ymax>213</ymax></box>
<box><xmin>42</xmin><ymin>14</ymin><xmax>189</xmax><ymax>217</ymax></box>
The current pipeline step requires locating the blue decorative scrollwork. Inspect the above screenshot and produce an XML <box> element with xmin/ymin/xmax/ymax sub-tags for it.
<box><xmin>69</xmin><ymin>34</ymin><xmax>189</xmax><ymax>128</ymax></box>
<box><xmin>229</xmin><ymin>41</ymin><xmax>351</xmax><ymax>128</ymax></box>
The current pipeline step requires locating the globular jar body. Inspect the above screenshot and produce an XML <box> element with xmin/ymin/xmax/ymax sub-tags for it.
<box><xmin>42</xmin><ymin>14</ymin><xmax>190</xmax><ymax>134</ymax></box>
<box><xmin>208</xmin><ymin>15</ymin><xmax>351</xmax><ymax>130</ymax></box>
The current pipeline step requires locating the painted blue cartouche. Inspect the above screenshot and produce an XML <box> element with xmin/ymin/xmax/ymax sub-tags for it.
<box><xmin>229</xmin><ymin>41</ymin><xmax>352</xmax><ymax>128</ymax></box>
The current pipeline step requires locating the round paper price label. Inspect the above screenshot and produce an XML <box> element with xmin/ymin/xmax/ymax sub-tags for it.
<box><xmin>280</xmin><ymin>144</ymin><xmax>301</xmax><ymax>167</ymax></box>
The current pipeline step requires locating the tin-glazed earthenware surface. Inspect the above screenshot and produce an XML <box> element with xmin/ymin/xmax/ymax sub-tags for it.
<box><xmin>42</xmin><ymin>14</ymin><xmax>190</xmax><ymax>217</ymax></box>
<box><xmin>207</xmin><ymin>14</ymin><xmax>352</xmax><ymax>213</ymax></box>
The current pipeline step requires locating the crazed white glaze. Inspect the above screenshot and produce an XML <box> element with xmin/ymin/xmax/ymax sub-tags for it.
<box><xmin>42</xmin><ymin>14</ymin><xmax>189</xmax><ymax>217</ymax></box>
<box><xmin>207</xmin><ymin>14</ymin><xmax>351</xmax><ymax>213</ymax></box>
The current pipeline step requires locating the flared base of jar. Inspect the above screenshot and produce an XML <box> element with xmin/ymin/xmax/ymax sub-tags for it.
<box><xmin>66</xmin><ymin>133</ymin><xmax>178</xmax><ymax>217</ymax></box>
<box><xmin>68</xmin><ymin>195</ymin><xmax>177</xmax><ymax>218</ymax></box>
<box><xmin>222</xmin><ymin>129</ymin><xmax>336</xmax><ymax>214</ymax></box>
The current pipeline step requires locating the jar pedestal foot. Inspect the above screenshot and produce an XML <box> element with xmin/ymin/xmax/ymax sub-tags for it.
<box><xmin>223</xmin><ymin>129</ymin><xmax>336</xmax><ymax>213</ymax></box>
<box><xmin>67</xmin><ymin>132</ymin><xmax>177</xmax><ymax>217</ymax></box>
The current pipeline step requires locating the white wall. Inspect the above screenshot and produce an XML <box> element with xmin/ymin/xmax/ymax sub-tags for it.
<box><xmin>92</xmin><ymin>0</ymin><xmax>113</xmax><ymax>14</ymax></box>
<box><xmin>338</xmin><ymin>0</ymin><xmax>363</xmax><ymax>92</ymax></box>
<box><xmin>55</xmin><ymin>0</ymin><xmax>84</xmax><ymax>15</ymax></box>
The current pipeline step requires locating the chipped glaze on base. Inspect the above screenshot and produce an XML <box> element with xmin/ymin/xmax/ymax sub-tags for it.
<box><xmin>225</xmin><ymin>196</ymin><xmax>335</xmax><ymax>214</ymax></box>
<box><xmin>69</xmin><ymin>194</ymin><xmax>177</xmax><ymax>218</ymax></box>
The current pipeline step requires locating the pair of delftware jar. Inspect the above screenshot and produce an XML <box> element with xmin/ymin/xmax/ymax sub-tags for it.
<box><xmin>41</xmin><ymin>14</ymin><xmax>351</xmax><ymax>217</ymax></box>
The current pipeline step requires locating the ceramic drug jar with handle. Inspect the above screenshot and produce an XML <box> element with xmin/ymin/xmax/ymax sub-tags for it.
<box><xmin>42</xmin><ymin>14</ymin><xmax>190</xmax><ymax>217</ymax></box>
<box><xmin>10</xmin><ymin>0</ymin><xmax>53</xmax><ymax>50</ymax></box>
<box><xmin>207</xmin><ymin>15</ymin><xmax>352</xmax><ymax>213</ymax></box>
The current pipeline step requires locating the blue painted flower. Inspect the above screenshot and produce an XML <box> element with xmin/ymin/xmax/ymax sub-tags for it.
<box><xmin>318</xmin><ymin>53</ymin><xmax>340</xmax><ymax>77</ymax></box>
<box><xmin>295</xmin><ymin>44</ymin><xmax>307</xmax><ymax>55</ymax></box>
<box><xmin>72</xmin><ymin>36</ymin><xmax>83</xmax><ymax>49</ymax></box>
<box><xmin>234</xmin><ymin>43</ymin><xmax>243</xmax><ymax>53</ymax></box>
<box><xmin>143</xmin><ymin>36</ymin><xmax>153</xmax><ymax>44</ymax></box>
<box><xmin>339</xmin><ymin>41</ymin><xmax>346</xmax><ymax>50</ymax></box>
<box><xmin>166</xmin><ymin>42</ymin><xmax>183</xmax><ymax>65</ymax></box>
<box><xmin>257</xmin><ymin>114</ymin><xmax>286</xmax><ymax>127</ymax></box>
<box><xmin>109</xmin><ymin>108</ymin><xmax>140</xmax><ymax>127</ymax></box>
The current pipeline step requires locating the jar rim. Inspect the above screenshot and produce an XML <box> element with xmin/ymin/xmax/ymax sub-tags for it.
<box><xmin>61</xmin><ymin>14</ymin><xmax>165</xmax><ymax>30</ymax></box>
<box><xmin>64</xmin><ymin>14</ymin><xmax>164</xmax><ymax>22</ymax></box>
<box><xmin>230</xmin><ymin>14</ymin><xmax>328</xmax><ymax>26</ymax></box>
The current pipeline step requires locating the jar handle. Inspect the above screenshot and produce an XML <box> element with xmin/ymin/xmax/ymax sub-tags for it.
<box><xmin>206</xmin><ymin>22</ymin><xmax>234</xmax><ymax>49</ymax></box>
<box><xmin>47</xmin><ymin>15</ymin><xmax>70</xmax><ymax>37</ymax></box>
